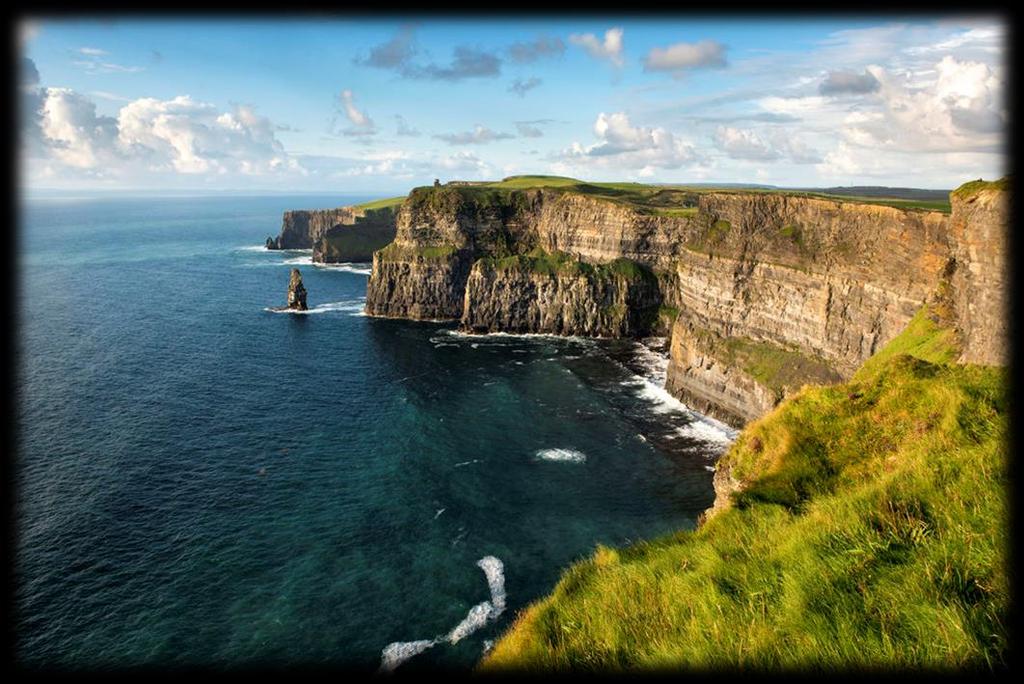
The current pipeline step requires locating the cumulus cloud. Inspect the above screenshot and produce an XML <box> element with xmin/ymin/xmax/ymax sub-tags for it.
<box><xmin>433</xmin><ymin>125</ymin><xmax>515</xmax><ymax>145</ymax></box>
<box><xmin>713</xmin><ymin>125</ymin><xmax>822</xmax><ymax>163</ymax></box>
<box><xmin>816</xmin><ymin>55</ymin><xmax>1005</xmax><ymax>179</ymax></box>
<box><xmin>643</xmin><ymin>40</ymin><xmax>727</xmax><ymax>76</ymax></box>
<box><xmin>819</xmin><ymin>69</ymin><xmax>881</xmax><ymax>95</ymax></box>
<box><xmin>336</xmin><ymin>89</ymin><xmax>376</xmax><ymax>136</ymax></box>
<box><xmin>356</xmin><ymin>27</ymin><xmax>501</xmax><ymax>81</ymax></box>
<box><xmin>557</xmin><ymin>112</ymin><xmax>700</xmax><ymax>174</ymax></box>
<box><xmin>507</xmin><ymin>36</ymin><xmax>565</xmax><ymax>63</ymax></box>
<box><xmin>713</xmin><ymin>126</ymin><xmax>778</xmax><ymax>161</ymax></box>
<box><xmin>117</xmin><ymin>97</ymin><xmax>299</xmax><ymax>175</ymax></box>
<box><xmin>833</xmin><ymin>56</ymin><xmax>1004</xmax><ymax>154</ymax></box>
<box><xmin>41</xmin><ymin>88</ymin><xmax>121</xmax><ymax>169</ymax></box>
<box><xmin>21</xmin><ymin>64</ymin><xmax>302</xmax><ymax>183</ymax></box>
<box><xmin>569</xmin><ymin>28</ymin><xmax>624</xmax><ymax>68</ymax></box>
<box><xmin>508</xmin><ymin>77</ymin><xmax>542</xmax><ymax>97</ymax></box>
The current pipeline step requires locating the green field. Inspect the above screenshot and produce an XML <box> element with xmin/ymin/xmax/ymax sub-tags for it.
<box><xmin>417</xmin><ymin>176</ymin><xmax>954</xmax><ymax>214</ymax></box>
<box><xmin>481</xmin><ymin>304</ymin><xmax>1007</xmax><ymax>671</ymax></box>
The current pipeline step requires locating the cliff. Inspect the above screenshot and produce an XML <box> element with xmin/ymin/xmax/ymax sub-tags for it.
<box><xmin>946</xmin><ymin>180</ymin><xmax>1009</xmax><ymax>365</ymax></box>
<box><xmin>268</xmin><ymin>205</ymin><xmax>398</xmax><ymax>261</ymax></box>
<box><xmin>361</xmin><ymin>177</ymin><xmax>1006</xmax><ymax>426</ymax></box>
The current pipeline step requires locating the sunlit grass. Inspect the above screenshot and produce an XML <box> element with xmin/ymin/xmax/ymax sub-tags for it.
<box><xmin>481</xmin><ymin>305</ymin><xmax>1007</xmax><ymax>671</ymax></box>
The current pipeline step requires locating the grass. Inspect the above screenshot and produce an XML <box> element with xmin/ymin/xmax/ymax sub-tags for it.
<box><xmin>354</xmin><ymin>195</ymin><xmax>405</xmax><ymax>211</ymax></box>
<box><xmin>480</xmin><ymin>304</ymin><xmax>1007</xmax><ymax>672</ymax></box>
<box><xmin>376</xmin><ymin>242</ymin><xmax>458</xmax><ymax>261</ymax></box>
<box><xmin>950</xmin><ymin>177</ymin><xmax>1009</xmax><ymax>202</ymax></box>
<box><xmin>691</xmin><ymin>328</ymin><xmax>841</xmax><ymax>402</ymax></box>
<box><xmin>482</xmin><ymin>247</ymin><xmax>657</xmax><ymax>284</ymax></box>
<box><xmin>401</xmin><ymin>176</ymin><xmax>952</xmax><ymax>220</ymax></box>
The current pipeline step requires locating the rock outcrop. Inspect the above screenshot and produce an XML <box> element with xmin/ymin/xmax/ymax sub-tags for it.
<box><xmin>356</xmin><ymin>178</ymin><xmax>1007</xmax><ymax>424</ymax></box>
<box><xmin>287</xmin><ymin>268</ymin><xmax>308</xmax><ymax>311</ymax></box>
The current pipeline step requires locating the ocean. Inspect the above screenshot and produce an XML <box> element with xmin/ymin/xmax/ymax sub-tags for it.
<box><xmin>14</xmin><ymin>194</ymin><xmax>733</xmax><ymax>671</ymax></box>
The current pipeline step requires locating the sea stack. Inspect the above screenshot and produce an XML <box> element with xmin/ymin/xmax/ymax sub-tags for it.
<box><xmin>265</xmin><ymin>236</ymin><xmax>278</xmax><ymax>250</ymax></box>
<box><xmin>287</xmin><ymin>268</ymin><xmax>308</xmax><ymax>311</ymax></box>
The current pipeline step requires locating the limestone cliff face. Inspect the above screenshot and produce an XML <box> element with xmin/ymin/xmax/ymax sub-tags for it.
<box><xmin>364</xmin><ymin>246</ymin><xmax>474</xmax><ymax>321</ymax></box>
<box><xmin>365</xmin><ymin>187</ymin><xmax>679</xmax><ymax>331</ymax></box>
<box><xmin>676</xmin><ymin>194</ymin><xmax>950</xmax><ymax>376</ymax></box>
<box><xmin>271</xmin><ymin>208</ymin><xmax>358</xmax><ymax>249</ymax></box>
<box><xmin>461</xmin><ymin>259</ymin><xmax>661</xmax><ymax>336</ymax></box>
<box><xmin>312</xmin><ymin>207</ymin><xmax>399</xmax><ymax>263</ymax></box>
<box><xmin>664</xmin><ymin>322</ymin><xmax>780</xmax><ymax>427</ymax></box>
<box><xmin>947</xmin><ymin>185</ymin><xmax>1008</xmax><ymax>365</ymax></box>
<box><xmin>360</xmin><ymin>181</ymin><xmax>1006</xmax><ymax>425</ymax></box>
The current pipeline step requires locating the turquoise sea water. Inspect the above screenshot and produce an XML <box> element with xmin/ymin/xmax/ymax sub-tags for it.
<box><xmin>15</xmin><ymin>195</ymin><xmax>733</xmax><ymax>671</ymax></box>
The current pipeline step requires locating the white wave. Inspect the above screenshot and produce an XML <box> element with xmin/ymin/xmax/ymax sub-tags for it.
<box><xmin>235</xmin><ymin>244</ymin><xmax>270</xmax><ymax>252</ymax></box>
<box><xmin>453</xmin><ymin>459</ymin><xmax>481</xmax><ymax>468</ymax></box>
<box><xmin>674</xmin><ymin>416</ymin><xmax>737</xmax><ymax>446</ymax></box>
<box><xmin>478</xmin><ymin>556</ymin><xmax>506</xmax><ymax>615</ymax></box>
<box><xmin>283</xmin><ymin>255</ymin><xmax>313</xmax><ymax>265</ymax></box>
<box><xmin>446</xmin><ymin>602</ymin><xmax>494</xmax><ymax>644</ymax></box>
<box><xmin>535</xmin><ymin>448</ymin><xmax>587</xmax><ymax>464</ymax></box>
<box><xmin>482</xmin><ymin>640</ymin><xmax>495</xmax><ymax>656</ymax></box>
<box><xmin>441</xmin><ymin>329</ymin><xmax>596</xmax><ymax>345</ymax></box>
<box><xmin>434</xmin><ymin>508</ymin><xmax>446</xmax><ymax>519</ymax></box>
<box><xmin>313</xmin><ymin>262</ymin><xmax>372</xmax><ymax>275</ymax></box>
<box><xmin>377</xmin><ymin>555</ymin><xmax>506</xmax><ymax>672</ymax></box>
<box><xmin>379</xmin><ymin>639</ymin><xmax>438</xmax><ymax>673</ymax></box>
<box><xmin>263</xmin><ymin>299</ymin><xmax>365</xmax><ymax>316</ymax></box>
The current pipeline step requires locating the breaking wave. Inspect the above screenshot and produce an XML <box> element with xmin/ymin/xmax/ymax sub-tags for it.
<box><xmin>263</xmin><ymin>299</ymin><xmax>366</xmax><ymax>316</ymax></box>
<box><xmin>534</xmin><ymin>448</ymin><xmax>587</xmax><ymax>464</ymax></box>
<box><xmin>378</xmin><ymin>556</ymin><xmax>506</xmax><ymax>673</ymax></box>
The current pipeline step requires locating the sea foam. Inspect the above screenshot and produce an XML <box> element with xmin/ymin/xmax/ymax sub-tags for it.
<box><xmin>535</xmin><ymin>448</ymin><xmax>587</xmax><ymax>464</ymax></box>
<box><xmin>263</xmin><ymin>299</ymin><xmax>365</xmax><ymax>316</ymax></box>
<box><xmin>378</xmin><ymin>555</ymin><xmax>506</xmax><ymax>672</ymax></box>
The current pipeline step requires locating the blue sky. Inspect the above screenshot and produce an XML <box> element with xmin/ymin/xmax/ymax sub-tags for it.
<box><xmin>19</xmin><ymin>15</ymin><xmax>1006</xmax><ymax>194</ymax></box>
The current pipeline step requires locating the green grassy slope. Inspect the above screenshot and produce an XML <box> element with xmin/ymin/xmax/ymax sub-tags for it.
<box><xmin>463</xmin><ymin>176</ymin><xmax>953</xmax><ymax>213</ymax></box>
<box><xmin>480</xmin><ymin>304</ymin><xmax>1007</xmax><ymax>671</ymax></box>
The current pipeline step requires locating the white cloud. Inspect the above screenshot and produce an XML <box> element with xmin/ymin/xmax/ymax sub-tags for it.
<box><xmin>78</xmin><ymin>47</ymin><xmax>109</xmax><ymax>56</ymax></box>
<box><xmin>433</xmin><ymin>125</ymin><xmax>515</xmax><ymax>145</ymax></box>
<box><xmin>40</xmin><ymin>88</ymin><xmax>120</xmax><ymax>169</ymax></box>
<box><xmin>713</xmin><ymin>125</ymin><xmax>822</xmax><ymax>163</ymax></box>
<box><xmin>569</xmin><ymin>28</ymin><xmax>624</xmax><ymax>68</ymax></box>
<box><xmin>644</xmin><ymin>40</ymin><xmax>726</xmax><ymax>76</ymax></box>
<box><xmin>338</xmin><ymin>89</ymin><xmax>375</xmax><ymax>136</ymax></box>
<box><xmin>558</xmin><ymin>112</ymin><xmax>700</xmax><ymax>171</ymax></box>
<box><xmin>713</xmin><ymin>126</ymin><xmax>778</xmax><ymax>161</ymax></box>
<box><xmin>116</xmin><ymin>96</ymin><xmax>300</xmax><ymax>175</ymax></box>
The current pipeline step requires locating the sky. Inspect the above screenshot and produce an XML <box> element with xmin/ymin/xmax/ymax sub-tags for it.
<box><xmin>17</xmin><ymin>15</ymin><xmax>1007</xmax><ymax>194</ymax></box>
